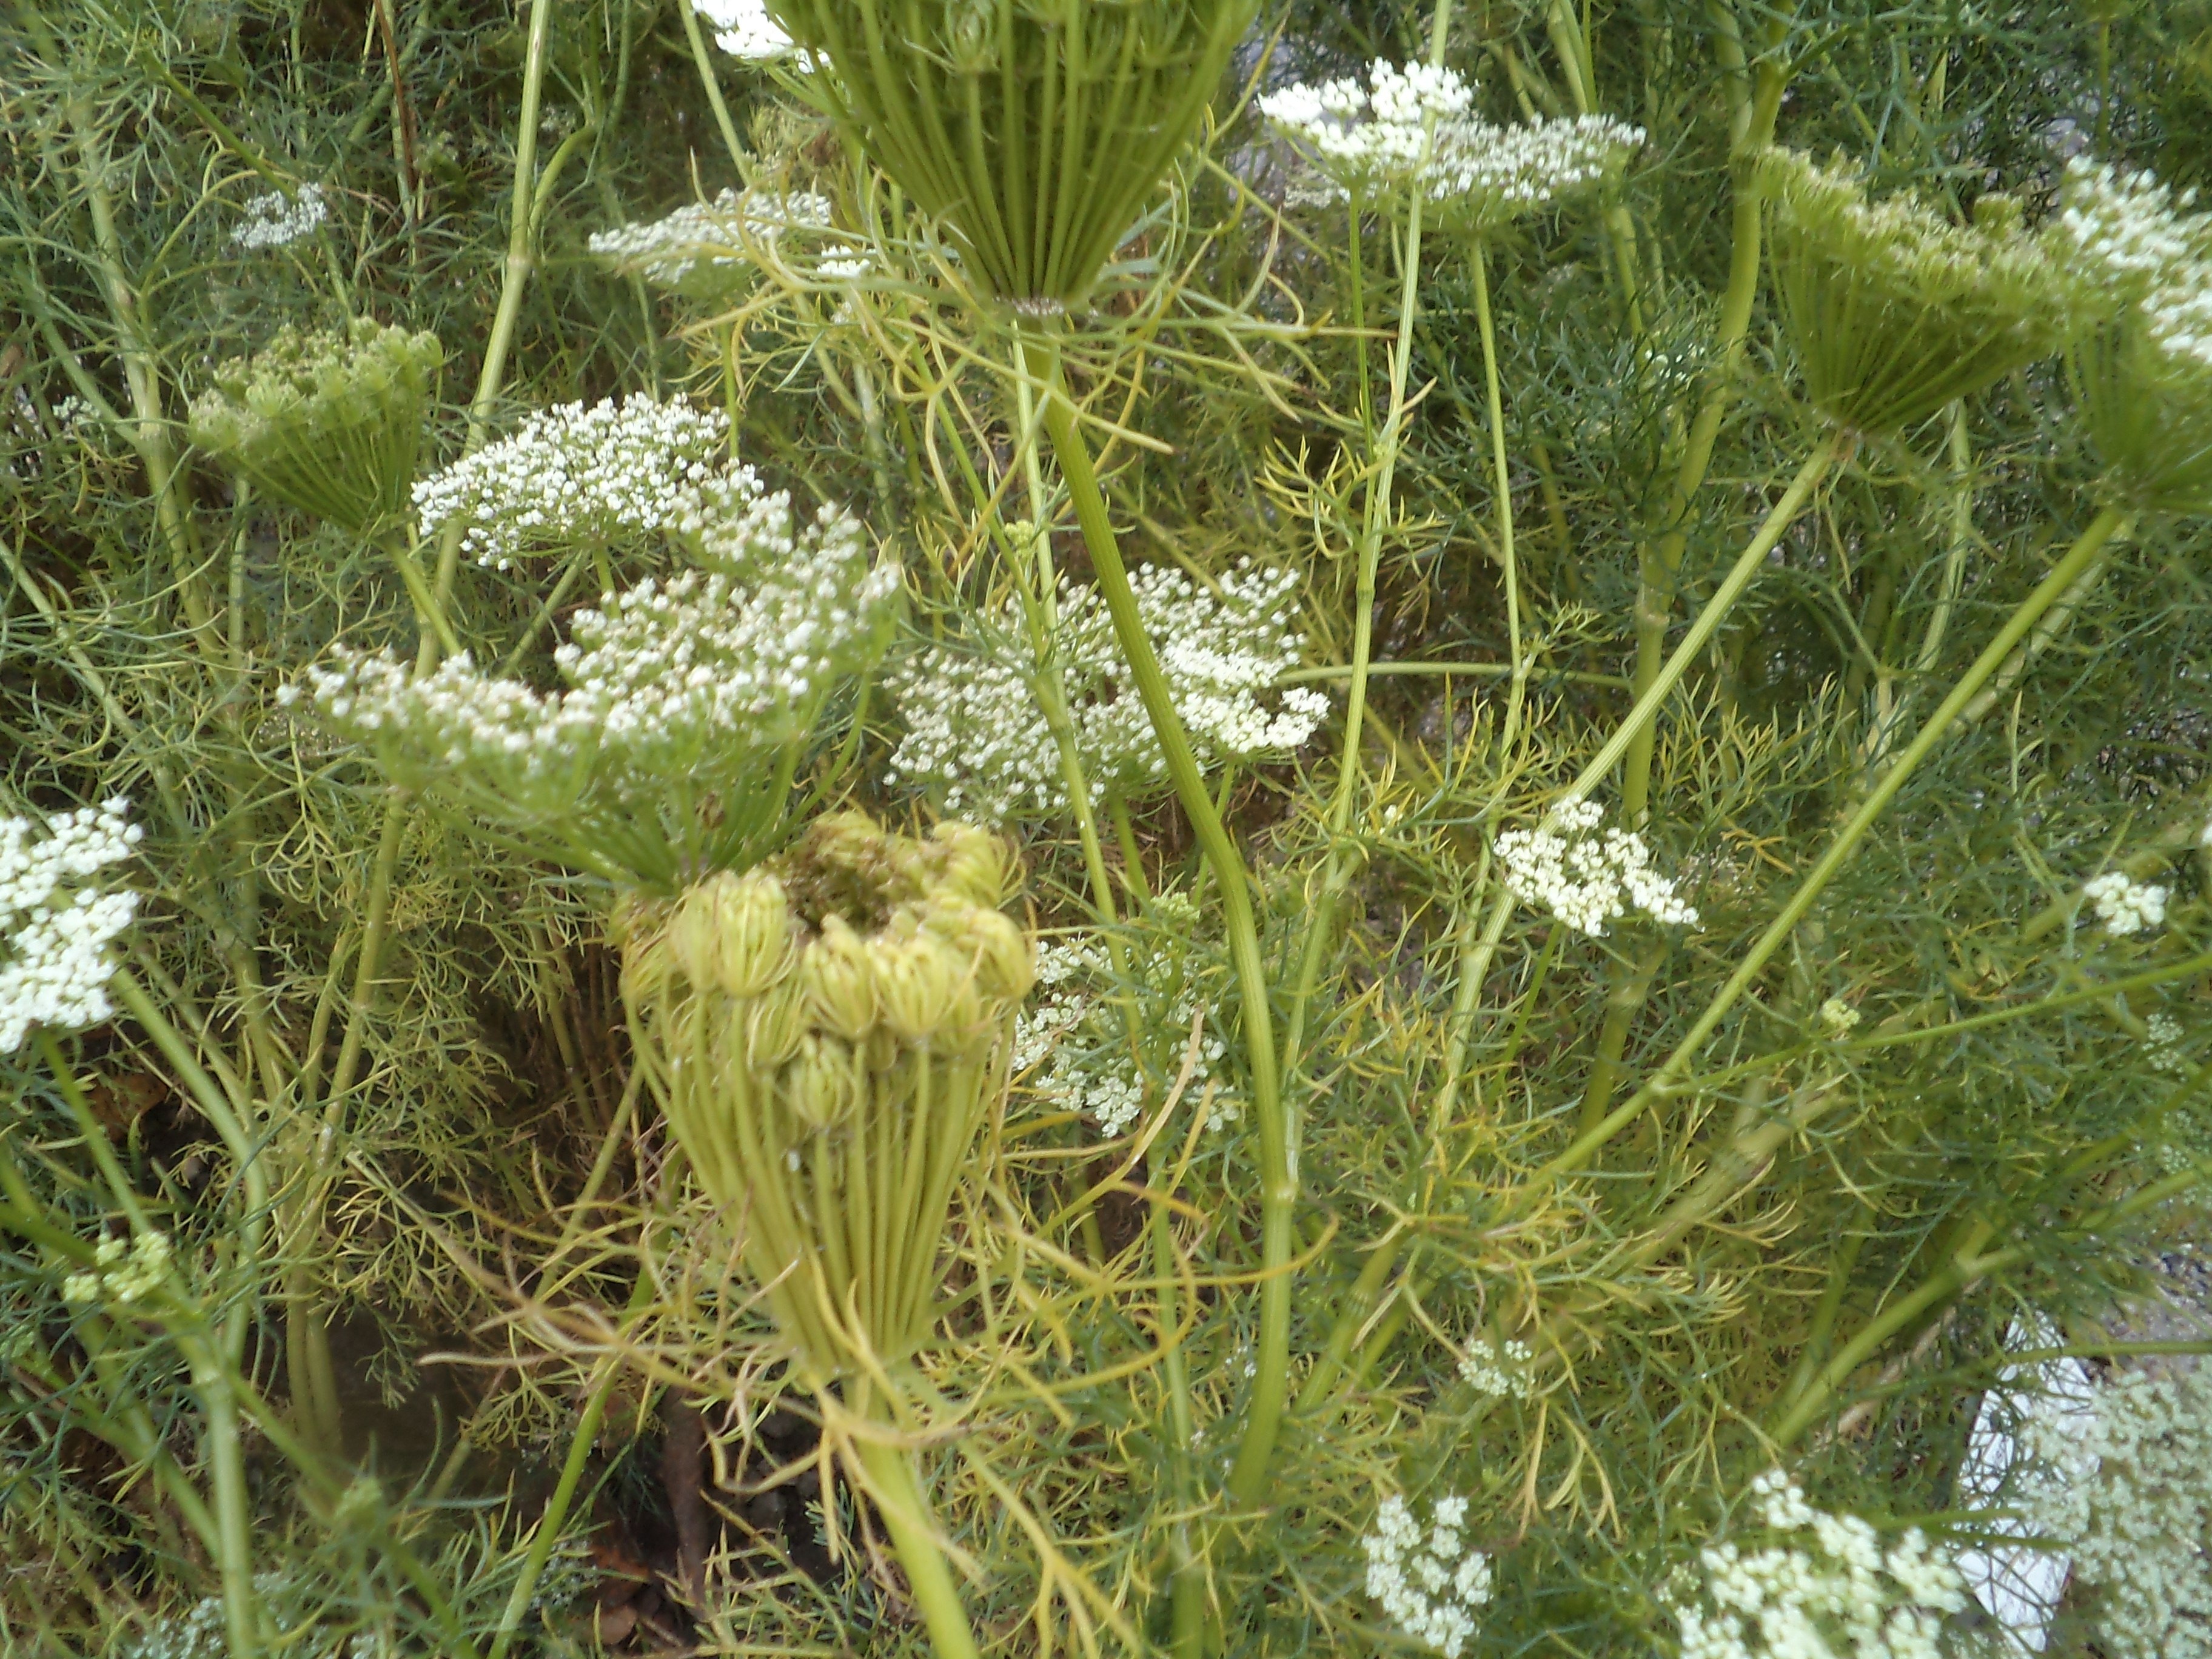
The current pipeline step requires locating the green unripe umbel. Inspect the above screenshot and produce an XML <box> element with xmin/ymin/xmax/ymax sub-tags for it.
<box><xmin>190</xmin><ymin>318</ymin><xmax>442</xmax><ymax>531</ymax></box>
<box><xmin>767</xmin><ymin>0</ymin><xmax>1261</xmax><ymax>308</ymax></box>
<box><xmin>618</xmin><ymin>812</ymin><xmax>1034</xmax><ymax>1376</ymax></box>
<box><xmin>1760</xmin><ymin>150</ymin><xmax>2071</xmax><ymax>438</ymax></box>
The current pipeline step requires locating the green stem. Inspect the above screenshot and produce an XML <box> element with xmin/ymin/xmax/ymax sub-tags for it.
<box><xmin>1535</xmin><ymin>503</ymin><xmax>2135</xmax><ymax>1190</ymax></box>
<box><xmin>1019</xmin><ymin>337</ymin><xmax>1292</xmax><ymax>1506</ymax></box>
<box><xmin>177</xmin><ymin>1334</ymin><xmax>263</xmax><ymax>1659</ymax></box>
<box><xmin>679</xmin><ymin>0</ymin><xmax>753</xmax><ymax>180</ymax></box>
<box><xmin>1469</xmin><ymin>238</ymin><xmax>1525</xmax><ymax>748</ymax></box>
<box><xmin>851</xmin><ymin>1434</ymin><xmax>984</xmax><ymax>1659</ymax></box>
<box><xmin>1621</xmin><ymin>32</ymin><xmax>1791</xmax><ymax>822</ymax></box>
<box><xmin>1564</xmin><ymin>434</ymin><xmax>1842</xmax><ymax>809</ymax></box>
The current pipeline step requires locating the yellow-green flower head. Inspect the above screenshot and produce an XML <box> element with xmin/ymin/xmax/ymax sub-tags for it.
<box><xmin>189</xmin><ymin>318</ymin><xmax>441</xmax><ymax>531</ymax></box>
<box><xmin>765</xmin><ymin>0</ymin><xmax>1260</xmax><ymax>307</ymax></box>
<box><xmin>2046</xmin><ymin>157</ymin><xmax>2212</xmax><ymax>515</ymax></box>
<box><xmin>1759</xmin><ymin>149</ymin><xmax>2070</xmax><ymax>438</ymax></box>
<box><xmin>617</xmin><ymin>811</ymin><xmax>1033</xmax><ymax>1373</ymax></box>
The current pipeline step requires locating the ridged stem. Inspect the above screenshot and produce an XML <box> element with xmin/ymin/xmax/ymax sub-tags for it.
<box><xmin>1017</xmin><ymin>335</ymin><xmax>1292</xmax><ymax>1505</ymax></box>
<box><xmin>851</xmin><ymin>1430</ymin><xmax>984</xmax><ymax>1659</ymax></box>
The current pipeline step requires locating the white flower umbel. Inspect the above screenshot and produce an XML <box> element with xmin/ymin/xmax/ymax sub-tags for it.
<box><xmin>0</xmin><ymin>799</ymin><xmax>142</xmax><ymax>1054</ymax></box>
<box><xmin>2147</xmin><ymin>1011</ymin><xmax>2190</xmax><ymax>1075</ymax></box>
<box><xmin>2045</xmin><ymin>159</ymin><xmax>2212</xmax><ymax>511</ymax></box>
<box><xmin>1456</xmin><ymin>1338</ymin><xmax>1533</xmax><ymax>1399</ymax></box>
<box><xmin>301</xmin><ymin>477</ymin><xmax>898</xmax><ymax>885</ymax></box>
<box><xmin>1818</xmin><ymin>997</ymin><xmax>1862</xmax><ymax>1037</ymax></box>
<box><xmin>2082</xmin><ymin>870</ymin><xmax>2168</xmax><ymax>936</ymax></box>
<box><xmin>230</xmin><ymin>183</ymin><xmax>327</xmax><ymax>250</ymax></box>
<box><xmin>1261</xmin><ymin>60</ymin><xmax>1640</xmax><ymax>220</ymax></box>
<box><xmin>692</xmin><ymin>0</ymin><xmax>798</xmax><ymax>59</ymax></box>
<box><xmin>412</xmin><ymin>394</ymin><xmax>742</xmax><ymax>570</ymax></box>
<box><xmin>588</xmin><ymin>189</ymin><xmax>836</xmax><ymax>297</ymax></box>
<box><xmin>1665</xmin><ymin>1471</ymin><xmax>1968</xmax><ymax>1659</ymax></box>
<box><xmin>1259</xmin><ymin>61</ymin><xmax>1476</xmax><ymax>195</ymax></box>
<box><xmin>888</xmin><ymin>561</ymin><xmax>1326</xmax><ymax>822</ymax></box>
<box><xmin>2017</xmin><ymin>1366</ymin><xmax>2212</xmax><ymax>1659</ymax></box>
<box><xmin>1362</xmin><ymin>1492</ymin><xmax>1495</xmax><ymax>1658</ymax></box>
<box><xmin>1494</xmin><ymin>798</ymin><xmax>1699</xmax><ymax>937</ymax></box>
<box><xmin>1426</xmin><ymin>113</ymin><xmax>1644</xmax><ymax>233</ymax></box>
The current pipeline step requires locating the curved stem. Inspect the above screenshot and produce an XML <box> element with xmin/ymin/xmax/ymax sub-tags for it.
<box><xmin>851</xmin><ymin>1433</ymin><xmax>984</xmax><ymax>1659</ymax></box>
<box><xmin>1019</xmin><ymin>337</ymin><xmax>1292</xmax><ymax>1505</ymax></box>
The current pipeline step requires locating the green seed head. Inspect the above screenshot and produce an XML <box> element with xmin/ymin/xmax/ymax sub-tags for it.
<box><xmin>1760</xmin><ymin>149</ymin><xmax>2072</xmax><ymax>438</ymax></box>
<box><xmin>189</xmin><ymin>318</ymin><xmax>442</xmax><ymax>531</ymax></box>
<box><xmin>767</xmin><ymin>0</ymin><xmax>1260</xmax><ymax>307</ymax></box>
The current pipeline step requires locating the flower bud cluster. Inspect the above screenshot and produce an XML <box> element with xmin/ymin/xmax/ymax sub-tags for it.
<box><xmin>1664</xmin><ymin>1472</ymin><xmax>1968</xmax><ymax>1659</ymax></box>
<box><xmin>62</xmin><ymin>1230</ymin><xmax>172</xmax><ymax>1308</ymax></box>
<box><xmin>887</xmin><ymin>561</ymin><xmax>1328</xmax><ymax>822</ymax></box>
<box><xmin>412</xmin><ymin>394</ymin><xmax>743</xmax><ymax>571</ymax></box>
<box><xmin>2017</xmin><ymin>1365</ymin><xmax>2212</xmax><ymax>1659</ymax></box>
<box><xmin>191</xmin><ymin>320</ymin><xmax>443</xmax><ymax>531</ymax></box>
<box><xmin>1</xmin><ymin>799</ymin><xmax>142</xmax><ymax>1055</ymax></box>
<box><xmin>620</xmin><ymin>814</ymin><xmax>1033</xmax><ymax>1373</ymax></box>
<box><xmin>588</xmin><ymin>190</ymin><xmax>836</xmax><ymax>297</ymax></box>
<box><xmin>2082</xmin><ymin>871</ymin><xmax>2168</xmax><ymax>936</ymax></box>
<box><xmin>1495</xmin><ymin>798</ymin><xmax>1698</xmax><ymax>937</ymax></box>
<box><xmin>230</xmin><ymin>183</ymin><xmax>326</xmax><ymax>250</ymax></box>
<box><xmin>299</xmin><ymin>478</ymin><xmax>896</xmax><ymax>848</ymax></box>
<box><xmin>1261</xmin><ymin>61</ymin><xmax>1641</xmax><ymax>226</ymax></box>
<box><xmin>1362</xmin><ymin>1492</ymin><xmax>1495</xmax><ymax>1658</ymax></box>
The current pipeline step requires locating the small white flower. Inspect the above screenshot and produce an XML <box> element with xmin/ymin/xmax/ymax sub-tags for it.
<box><xmin>1362</xmin><ymin>1490</ymin><xmax>1494</xmax><ymax>1657</ymax></box>
<box><xmin>2083</xmin><ymin>870</ymin><xmax>2168</xmax><ymax>936</ymax></box>
<box><xmin>1819</xmin><ymin>997</ymin><xmax>1861</xmax><ymax>1037</ymax></box>
<box><xmin>230</xmin><ymin>183</ymin><xmax>327</xmax><ymax>250</ymax></box>
<box><xmin>1456</xmin><ymin>1338</ymin><xmax>1533</xmax><ymax>1399</ymax></box>
<box><xmin>1495</xmin><ymin>799</ymin><xmax>1698</xmax><ymax>937</ymax></box>
<box><xmin>1</xmin><ymin>798</ymin><xmax>142</xmax><ymax>1054</ymax></box>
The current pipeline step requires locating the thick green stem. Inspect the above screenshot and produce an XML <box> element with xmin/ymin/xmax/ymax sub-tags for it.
<box><xmin>851</xmin><ymin>1434</ymin><xmax>984</xmax><ymax>1659</ymax></box>
<box><xmin>1535</xmin><ymin>503</ymin><xmax>2135</xmax><ymax>1190</ymax></box>
<box><xmin>1470</xmin><ymin>239</ymin><xmax>1526</xmax><ymax>748</ymax></box>
<box><xmin>678</xmin><ymin>0</ymin><xmax>752</xmax><ymax>179</ymax></box>
<box><xmin>178</xmin><ymin>1336</ymin><xmax>263</xmax><ymax>1659</ymax></box>
<box><xmin>1566</xmin><ymin>435</ymin><xmax>1842</xmax><ymax>809</ymax></box>
<box><xmin>1020</xmin><ymin>338</ymin><xmax>1292</xmax><ymax>1506</ymax></box>
<box><xmin>1621</xmin><ymin>31</ymin><xmax>1791</xmax><ymax>822</ymax></box>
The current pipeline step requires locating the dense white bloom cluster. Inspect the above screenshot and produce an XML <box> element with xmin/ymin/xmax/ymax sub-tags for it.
<box><xmin>1666</xmin><ymin>1472</ymin><xmax>1968</xmax><ymax>1659</ymax></box>
<box><xmin>1012</xmin><ymin>897</ymin><xmax>1239</xmax><ymax>1138</ymax></box>
<box><xmin>1495</xmin><ymin>798</ymin><xmax>1699</xmax><ymax>936</ymax></box>
<box><xmin>886</xmin><ymin>562</ymin><xmax>1327</xmax><ymax>821</ymax></box>
<box><xmin>692</xmin><ymin>0</ymin><xmax>797</xmax><ymax>58</ymax></box>
<box><xmin>1</xmin><ymin>799</ymin><xmax>142</xmax><ymax>1054</ymax></box>
<box><xmin>302</xmin><ymin>479</ymin><xmax>895</xmax><ymax>813</ymax></box>
<box><xmin>1457</xmin><ymin>1338</ymin><xmax>1533</xmax><ymax>1399</ymax></box>
<box><xmin>2050</xmin><ymin>159</ymin><xmax>2212</xmax><ymax>372</ymax></box>
<box><xmin>62</xmin><ymin>1231</ymin><xmax>172</xmax><ymax>1307</ymax></box>
<box><xmin>412</xmin><ymin>394</ymin><xmax>741</xmax><ymax>569</ymax></box>
<box><xmin>587</xmin><ymin>190</ymin><xmax>836</xmax><ymax>293</ymax></box>
<box><xmin>1261</xmin><ymin>60</ymin><xmax>1640</xmax><ymax>223</ymax></box>
<box><xmin>1259</xmin><ymin>62</ymin><xmax>1475</xmax><ymax>193</ymax></box>
<box><xmin>1362</xmin><ymin>1492</ymin><xmax>1495</xmax><ymax>1658</ymax></box>
<box><xmin>2017</xmin><ymin>1366</ymin><xmax>2212</xmax><ymax>1659</ymax></box>
<box><xmin>2082</xmin><ymin>870</ymin><xmax>2168</xmax><ymax>935</ymax></box>
<box><xmin>231</xmin><ymin>183</ymin><xmax>327</xmax><ymax>249</ymax></box>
